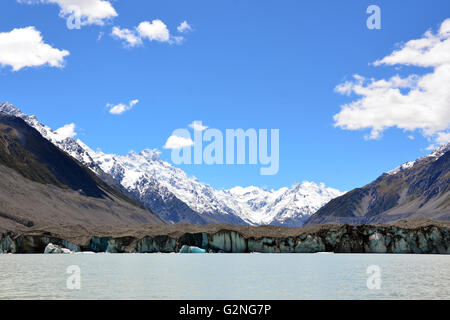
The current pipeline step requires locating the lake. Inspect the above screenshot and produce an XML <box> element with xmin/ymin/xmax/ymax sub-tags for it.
<box><xmin>0</xmin><ymin>253</ymin><xmax>449</xmax><ymax>299</ymax></box>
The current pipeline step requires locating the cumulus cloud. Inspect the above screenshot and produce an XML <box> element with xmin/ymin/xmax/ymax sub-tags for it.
<box><xmin>0</xmin><ymin>26</ymin><xmax>69</xmax><ymax>71</ymax></box>
<box><xmin>334</xmin><ymin>18</ymin><xmax>450</xmax><ymax>145</ymax></box>
<box><xmin>54</xmin><ymin>123</ymin><xmax>76</xmax><ymax>140</ymax></box>
<box><xmin>189</xmin><ymin>121</ymin><xmax>208</xmax><ymax>131</ymax></box>
<box><xmin>426</xmin><ymin>131</ymin><xmax>450</xmax><ymax>150</ymax></box>
<box><xmin>177</xmin><ymin>21</ymin><xmax>192</xmax><ymax>33</ymax></box>
<box><xmin>137</xmin><ymin>20</ymin><xmax>170</xmax><ymax>42</ymax></box>
<box><xmin>163</xmin><ymin>135</ymin><xmax>194</xmax><ymax>149</ymax></box>
<box><xmin>111</xmin><ymin>20</ymin><xmax>189</xmax><ymax>47</ymax></box>
<box><xmin>111</xmin><ymin>26</ymin><xmax>142</xmax><ymax>47</ymax></box>
<box><xmin>107</xmin><ymin>99</ymin><xmax>139</xmax><ymax>115</ymax></box>
<box><xmin>18</xmin><ymin>0</ymin><xmax>117</xmax><ymax>26</ymax></box>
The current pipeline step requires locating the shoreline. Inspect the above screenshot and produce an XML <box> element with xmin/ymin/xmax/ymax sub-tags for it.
<box><xmin>1</xmin><ymin>219</ymin><xmax>449</xmax><ymax>254</ymax></box>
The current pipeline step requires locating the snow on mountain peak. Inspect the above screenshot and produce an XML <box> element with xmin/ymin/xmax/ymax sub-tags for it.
<box><xmin>387</xmin><ymin>143</ymin><xmax>450</xmax><ymax>176</ymax></box>
<box><xmin>228</xmin><ymin>185</ymin><xmax>263</xmax><ymax>195</ymax></box>
<box><xmin>220</xmin><ymin>181</ymin><xmax>343</xmax><ymax>225</ymax></box>
<box><xmin>429</xmin><ymin>143</ymin><xmax>450</xmax><ymax>159</ymax></box>
<box><xmin>0</xmin><ymin>102</ymin><xmax>24</xmax><ymax>117</ymax></box>
<box><xmin>139</xmin><ymin>149</ymin><xmax>161</xmax><ymax>160</ymax></box>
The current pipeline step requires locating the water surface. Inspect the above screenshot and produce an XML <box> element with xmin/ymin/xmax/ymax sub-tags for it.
<box><xmin>0</xmin><ymin>254</ymin><xmax>449</xmax><ymax>299</ymax></box>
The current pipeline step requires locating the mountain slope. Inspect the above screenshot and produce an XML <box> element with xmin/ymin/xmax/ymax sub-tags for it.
<box><xmin>0</xmin><ymin>102</ymin><xmax>343</xmax><ymax>227</ymax></box>
<box><xmin>0</xmin><ymin>114</ymin><xmax>107</xmax><ymax>198</ymax></box>
<box><xmin>0</xmin><ymin>113</ymin><xmax>165</xmax><ymax>230</ymax></box>
<box><xmin>305</xmin><ymin>144</ymin><xmax>450</xmax><ymax>225</ymax></box>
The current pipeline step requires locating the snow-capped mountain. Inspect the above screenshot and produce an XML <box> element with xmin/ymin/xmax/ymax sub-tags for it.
<box><xmin>215</xmin><ymin>182</ymin><xmax>342</xmax><ymax>226</ymax></box>
<box><xmin>307</xmin><ymin>142</ymin><xmax>450</xmax><ymax>226</ymax></box>
<box><xmin>0</xmin><ymin>102</ymin><xmax>343</xmax><ymax>226</ymax></box>
<box><xmin>387</xmin><ymin>143</ymin><xmax>450</xmax><ymax>175</ymax></box>
<box><xmin>79</xmin><ymin>143</ymin><xmax>342</xmax><ymax>226</ymax></box>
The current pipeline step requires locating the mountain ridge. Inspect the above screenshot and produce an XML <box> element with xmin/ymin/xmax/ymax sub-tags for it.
<box><xmin>0</xmin><ymin>102</ymin><xmax>343</xmax><ymax>227</ymax></box>
<box><xmin>305</xmin><ymin>143</ymin><xmax>450</xmax><ymax>225</ymax></box>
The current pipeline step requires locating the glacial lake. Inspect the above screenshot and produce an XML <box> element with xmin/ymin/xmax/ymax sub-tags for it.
<box><xmin>0</xmin><ymin>253</ymin><xmax>449</xmax><ymax>299</ymax></box>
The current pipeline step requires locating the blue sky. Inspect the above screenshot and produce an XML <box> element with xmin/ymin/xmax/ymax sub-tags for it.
<box><xmin>0</xmin><ymin>0</ymin><xmax>449</xmax><ymax>191</ymax></box>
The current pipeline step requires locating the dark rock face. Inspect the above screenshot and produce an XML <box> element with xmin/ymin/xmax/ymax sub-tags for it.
<box><xmin>306</xmin><ymin>147</ymin><xmax>450</xmax><ymax>226</ymax></box>
<box><xmin>1</xmin><ymin>223</ymin><xmax>449</xmax><ymax>254</ymax></box>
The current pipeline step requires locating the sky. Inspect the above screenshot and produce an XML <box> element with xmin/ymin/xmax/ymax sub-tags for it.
<box><xmin>0</xmin><ymin>0</ymin><xmax>449</xmax><ymax>191</ymax></box>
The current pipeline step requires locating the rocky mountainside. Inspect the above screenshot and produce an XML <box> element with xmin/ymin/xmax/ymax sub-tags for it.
<box><xmin>0</xmin><ymin>113</ymin><xmax>165</xmax><ymax>230</ymax></box>
<box><xmin>0</xmin><ymin>102</ymin><xmax>342</xmax><ymax>227</ymax></box>
<box><xmin>306</xmin><ymin>144</ymin><xmax>450</xmax><ymax>225</ymax></box>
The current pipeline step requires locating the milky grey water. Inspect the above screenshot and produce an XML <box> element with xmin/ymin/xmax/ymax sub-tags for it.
<box><xmin>0</xmin><ymin>253</ymin><xmax>449</xmax><ymax>300</ymax></box>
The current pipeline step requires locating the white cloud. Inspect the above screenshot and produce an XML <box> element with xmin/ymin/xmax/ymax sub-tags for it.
<box><xmin>171</xmin><ymin>36</ymin><xmax>184</xmax><ymax>45</ymax></box>
<box><xmin>137</xmin><ymin>20</ymin><xmax>170</xmax><ymax>42</ymax></box>
<box><xmin>0</xmin><ymin>26</ymin><xmax>69</xmax><ymax>71</ymax></box>
<box><xmin>163</xmin><ymin>135</ymin><xmax>194</xmax><ymax>149</ymax></box>
<box><xmin>54</xmin><ymin>123</ymin><xmax>76</xmax><ymax>140</ymax></box>
<box><xmin>111</xmin><ymin>19</ymin><xmax>189</xmax><ymax>47</ymax></box>
<box><xmin>189</xmin><ymin>121</ymin><xmax>208</xmax><ymax>131</ymax></box>
<box><xmin>111</xmin><ymin>27</ymin><xmax>142</xmax><ymax>47</ymax></box>
<box><xmin>334</xmin><ymin>18</ymin><xmax>450</xmax><ymax>145</ymax></box>
<box><xmin>436</xmin><ymin>131</ymin><xmax>450</xmax><ymax>145</ymax></box>
<box><xmin>177</xmin><ymin>21</ymin><xmax>192</xmax><ymax>33</ymax></box>
<box><xmin>426</xmin><ymin>131</ymin><xmax>450</xmax><ymax>150</ymax></box>
<box><xmin>18</xmin><ymin>0</ymin><xmax>117</xmax><ymax>26</ymax></box>
<box><xmin>107</xmin><ymin>99</ymin><xmax>139</xmax><ymax>115</ymax></box>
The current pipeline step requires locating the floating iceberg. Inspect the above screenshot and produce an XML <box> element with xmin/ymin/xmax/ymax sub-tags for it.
<box><xmin>179</xmin><ymin>245</ymin><xmax>206</xmax><ymax>253</ymax></box>
<box><xmin>44</xmin><ymin>243</ymin><xmax>72</xmax><ymax>254</ymax></box>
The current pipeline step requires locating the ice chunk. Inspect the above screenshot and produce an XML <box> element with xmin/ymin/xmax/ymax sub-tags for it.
<box><xmin>179</xmin><ymin>245</ymin><xmax>206</xmax><ymax>253</ymax></box>
<box><xmin>44</xmin><ymin>243</ymin><xmax>72</xmax><ymax>254</ymax></box>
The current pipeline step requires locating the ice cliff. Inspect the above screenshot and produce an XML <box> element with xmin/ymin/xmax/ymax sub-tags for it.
<box><xmin>1</xmin><ymin>222</ymin><xmax>449</xmax><ymax>254</ymax></box>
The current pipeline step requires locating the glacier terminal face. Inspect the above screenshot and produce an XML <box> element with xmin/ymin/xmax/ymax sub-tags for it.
<box><xmin>1</xmin><ymin>221</ymin><xmax>450</xmax><ymax>254</ymax></box>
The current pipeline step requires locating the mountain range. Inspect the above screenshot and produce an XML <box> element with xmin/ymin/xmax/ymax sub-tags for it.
<box><xmin>1</xmin><ymin>101</ymin><xmax>448</xmax><ymax>228</ymax></box>
<box><xmin>0</xmin><ymin>102</ymin><xmax>342</xmax><ymax>227</ymax></box>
